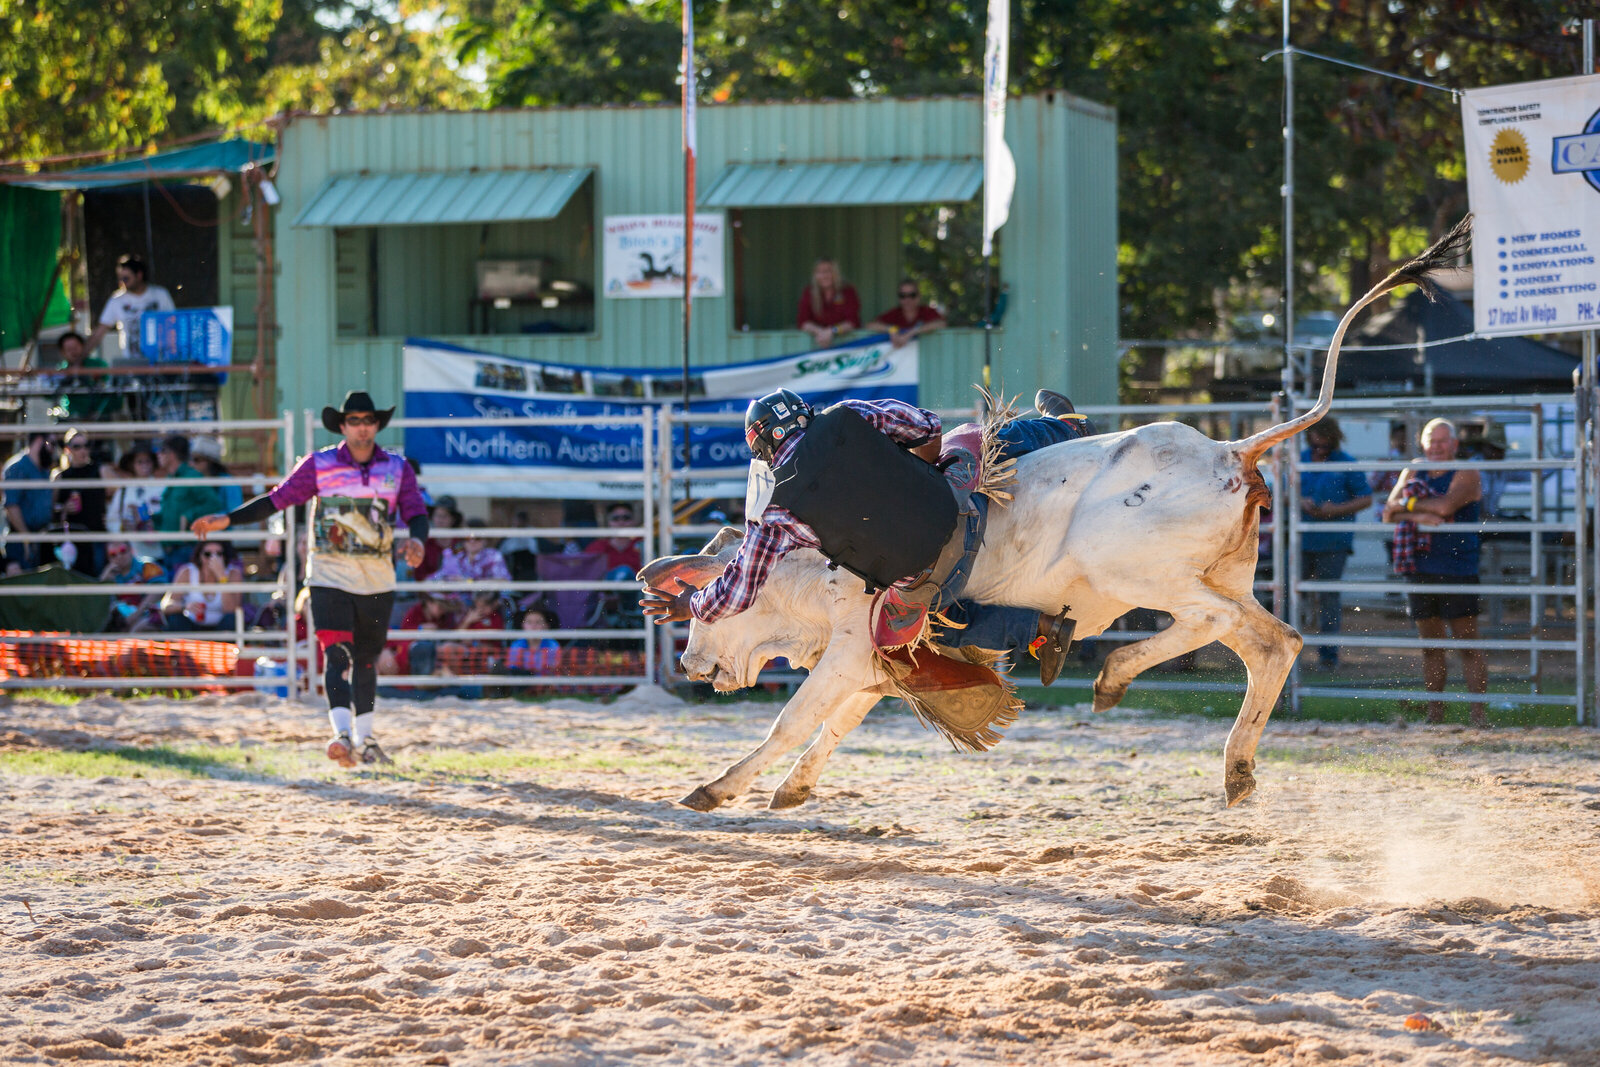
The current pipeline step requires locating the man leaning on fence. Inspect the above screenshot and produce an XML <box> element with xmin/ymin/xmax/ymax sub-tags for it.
<box><xmin>192</xmin><ymin>391</ymin><xmax>430</xmax><ymax>767</ymax></box>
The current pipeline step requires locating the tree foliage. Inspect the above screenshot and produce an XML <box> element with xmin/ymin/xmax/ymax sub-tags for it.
<box><xmin>1</xmin><ymin>0</ymin><xmax>1584</xmax><ymax>340</ymax></box>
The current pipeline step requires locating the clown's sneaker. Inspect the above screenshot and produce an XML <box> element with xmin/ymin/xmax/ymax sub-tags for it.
<box><xmin>326</xmin><ymin>733</ymin><xmax>358</xmax><ymax>768</ymax></box>
<box><xmin>360</xmin><ymin>740</ymin><xmax>393</xmax><ymax>766</ymax></box>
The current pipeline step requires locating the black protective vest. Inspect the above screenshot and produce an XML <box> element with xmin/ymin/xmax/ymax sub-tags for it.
<box><xmin>770</xmin><ymin>404</ymin><xmax>958</xmax><ymax>590</ymax></box>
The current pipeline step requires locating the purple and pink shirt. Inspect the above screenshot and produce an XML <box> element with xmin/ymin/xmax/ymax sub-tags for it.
<box><xmin>270</xmin><ymin>443</ymin><xmax>428</xmax><ymax>595</ymax></box>
<box><xmin>690</xmin><ymin>399</ymin><xmax>942</xmax><ymax>623</ymax></box>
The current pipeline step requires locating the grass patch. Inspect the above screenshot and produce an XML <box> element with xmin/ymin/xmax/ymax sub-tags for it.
<box><xmin>0</xmin><ymin>745</ymin><xmax>234</xmax><ymax>779</ymax></box>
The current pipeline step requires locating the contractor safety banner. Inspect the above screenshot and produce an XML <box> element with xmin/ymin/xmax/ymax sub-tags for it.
<box><xmin>401</xmin><ymin>335</ymin><xmax>917</xmax><ymax>498</ymax></box>
<box><xmin>1462</xmin><ymin>73</ymin><xmax>1600</xmax><ymax>336</ymax></box>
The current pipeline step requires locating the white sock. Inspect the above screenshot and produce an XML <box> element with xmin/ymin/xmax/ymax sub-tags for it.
<box><xmin>329</xmin><ymin>706</ymin><xmax>354</xmax><ymax>738</ymax></box>
<box><xmin>352</xmin><ymin>712</ymin><xmax>375</xmax><ymax>747</ymax></box>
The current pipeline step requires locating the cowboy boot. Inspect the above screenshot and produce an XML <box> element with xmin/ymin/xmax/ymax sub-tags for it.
<box><xmin>1030</xmin><ymin>606</ymin><xmax>1075</xmax><ymax>686</ymax></box>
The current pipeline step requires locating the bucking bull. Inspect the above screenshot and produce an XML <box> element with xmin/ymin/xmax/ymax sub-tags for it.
<box><xmin>642</xmin><ymin>221</ymin><xmax>1471</xmax><ymax>812</ymax></box>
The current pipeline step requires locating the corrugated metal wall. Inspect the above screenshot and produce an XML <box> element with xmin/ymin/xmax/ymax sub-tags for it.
<box><xmin>274</xmin><ymin>93</ymin><xmax>1117</xmax><ymax>430</ymax></box>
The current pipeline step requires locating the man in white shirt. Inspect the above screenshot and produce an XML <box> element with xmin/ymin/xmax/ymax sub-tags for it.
<box><xmin>84</xmin><ymin>253</ymin><xmax>174</xmax><ymax>361</ymax></box>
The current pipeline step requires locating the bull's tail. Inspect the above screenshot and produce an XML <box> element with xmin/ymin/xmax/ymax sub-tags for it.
<box><xmin>1232</xmin><ymin>215</ymin><xmax>1474</xmax><ymax>466</ymax></box>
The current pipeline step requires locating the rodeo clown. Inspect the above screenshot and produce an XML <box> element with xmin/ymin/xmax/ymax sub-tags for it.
<box><xmin>192</xmin><ymin>391</ymin><xmax>430</xmax><ymax>767</ymax></box>
<box><xmin>642</xmin><ymin>388</ymin><xmax>1095</xmax><ymax>684</ymax></box>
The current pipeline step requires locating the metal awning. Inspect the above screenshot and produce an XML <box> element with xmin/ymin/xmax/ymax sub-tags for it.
<box><xmin>699</xmin><ymin>159</ymin><xmax>983</xmax><ymax>208</ymax></box>
<box><xmin>5</xmin><ymin>139</ymin><xmax>275</xmax><ymax>190</ymax></box>
<box><xmin>292</xmin><ymin>167</ymin><xmax>592</xmax><ymax>227</ymax></box>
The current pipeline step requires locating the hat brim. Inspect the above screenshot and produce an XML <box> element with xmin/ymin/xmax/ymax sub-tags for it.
<box><xmin>322</xmin><ymin>406</ymin><xmax>395</xmax><ymax>434</ymax></box>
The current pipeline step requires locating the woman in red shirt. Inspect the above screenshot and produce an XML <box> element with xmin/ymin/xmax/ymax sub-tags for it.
<box><xmin>796</xmin><ymin>258</ymin><xmax>860</xmax><ymax>348</ymax></box>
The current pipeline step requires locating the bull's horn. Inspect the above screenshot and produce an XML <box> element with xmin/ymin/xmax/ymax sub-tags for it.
<box><xmin>637</xmin><ymin>553</ymin><xmax>731</xmax><ymax>590</ymax></box>
<box><xmin>701</xmin><ymin>525</ymin><xmax>746</xmax><ymax>557</ymax></box>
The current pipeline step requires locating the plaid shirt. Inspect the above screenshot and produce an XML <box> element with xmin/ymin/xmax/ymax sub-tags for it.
<box><xmin>1391</xmin><ymin>478</ymin><xmax>1434</xmax><ymax>575</ymax></box>
<box><xmin>690</xmin><ymin>399</ymin><xmax>942</xmax><ymax>622</ymax></box>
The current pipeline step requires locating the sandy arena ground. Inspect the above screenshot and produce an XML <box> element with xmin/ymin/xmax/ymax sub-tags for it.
<box><xmin>3</xmin><ymin>687</ymin><xmax>1599</xmax><ymax>1066</ymax></box>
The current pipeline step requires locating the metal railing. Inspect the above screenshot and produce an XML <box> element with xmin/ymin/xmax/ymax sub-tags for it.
<box><xmin>0</xmin><ymin>414</ymin><xmax>299</xmax><ymax>690</ymax></box>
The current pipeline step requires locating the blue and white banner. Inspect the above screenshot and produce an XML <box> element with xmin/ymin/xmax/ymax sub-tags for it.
<box><xmin>401</xmin><ymin>336</ymin><xmax>918</xmax><ymax>499</ymax></box>
<box><xmin>1463</xmin><ymin>74</ymin><xmax>1600</xmax><ymax>336</ymax></box>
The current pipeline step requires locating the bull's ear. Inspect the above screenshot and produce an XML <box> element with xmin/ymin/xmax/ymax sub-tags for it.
<box><xmin>637</xmin><ymin>553</ymin><xmax>730</xmax><ymax>590</ymax></box>
<box><xmin>701</xmin><ymin>525</ymin><xmax>746</xmax><ymax>557</ymax></box>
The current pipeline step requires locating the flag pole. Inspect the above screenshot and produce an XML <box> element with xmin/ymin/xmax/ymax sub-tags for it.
<box><xmin>981</xmin><ymin>0</ymin><xmax>1015</xmax><ymax>416</ymax></box>
<box><xmin>681</xmin><ymin>0</ymin><xmax>697</xmax><ymax>506</ymax></box>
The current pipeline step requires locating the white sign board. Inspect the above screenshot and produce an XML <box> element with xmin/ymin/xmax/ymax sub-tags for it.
<box><xmin>1462</xmin><ymin>73</ymin><xmax>1600</xmax><ymax>336</ymax></box>
<box><xmin>602</xmin><ymin>214</ymin><xmax>725</xmax><ymax>298</ymax></box>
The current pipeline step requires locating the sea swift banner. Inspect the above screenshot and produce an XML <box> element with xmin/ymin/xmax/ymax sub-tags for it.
<box><xmin>401</xmin><ymin>335</ymin><xmax>917</xmax><ymax>499</ymax></box>
<box><xmin>1462</xmin><ymin>73</ymin><xmax>1600</xmax><ymax>336</ymax></box>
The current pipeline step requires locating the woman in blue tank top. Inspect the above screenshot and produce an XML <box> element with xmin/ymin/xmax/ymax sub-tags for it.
<box><xmin>1381</xmin><ymin>418</ymin><xmax>1487</xmax><ymax>726</ymax></box>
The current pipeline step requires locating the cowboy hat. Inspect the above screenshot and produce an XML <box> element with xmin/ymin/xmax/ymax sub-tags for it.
<box><xmin>322</xmin><ymin>390</ymin><xmax>395</xmax><ymax>434</ymax></box>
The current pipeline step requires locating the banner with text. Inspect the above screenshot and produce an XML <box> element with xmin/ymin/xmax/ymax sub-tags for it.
<box><xmin>1463</xmin><ymin>74</ymin><xmax>1600</xmax><ymax>336</ymax></box>
<box><xmin>601</xmin><ymin>214</ymin><xmax>725</xmax><ymax>298</ymax></box>
<box><xmin>401</xmin><ymin>336</ymin><xmax>916</xmax><ymax>499</ymax></box>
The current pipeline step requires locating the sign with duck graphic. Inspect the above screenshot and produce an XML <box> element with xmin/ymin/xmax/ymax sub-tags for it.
<box><xmin>602</xmin><ymin>214</ymin><xmax>725</xmax><ymax>298</ymax></box>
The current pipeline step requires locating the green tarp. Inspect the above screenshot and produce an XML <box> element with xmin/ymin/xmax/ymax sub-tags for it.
<box><xmin>0</xmin><ymin>565</ymin><xmax>110</xmax><ymax>633</ymax></box>
<box><xmin>0</xmin><ymin>185</ymin><xmax>70</xmax><ymax>351</ymax></box>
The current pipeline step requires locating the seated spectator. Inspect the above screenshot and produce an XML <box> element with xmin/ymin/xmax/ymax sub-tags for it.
<box><xmin>101</xmin><ymin>540</ymin><xmax>166</xmax><ymax>632</ymax></box>
<box><xmin>159</xmin><ymin>541</ymin><xmax>244</xmax><ymax>631</ymax></box>
<box><xmin>52</xmin><ymin>428</ymin><xmax>108</xmax><ymax>577</ymax></box>
<box><xmin>434</xmin><ymin>517</ymin><xmax>511</xmax><ymax>582</ymax></box>
<box><xmin>438</xmin><ymin>589</ymin><xmax>507</xmax><ymax>677</ymax></box>
<box><xmin>586</xmin><ymin>503</ymin><xmax>643</xmax><ymax>576</ymax></box>
<box><xmin>106</xmin><ymin>445</ymin><xmax>163</xmax><ymax>561</ymax></box>
<box><xmin>3</xmin><ymin>432</ymin><xmax>56</xmax><ymax>575</ymax></box>
<box><xmin>51</xmin><ymin>330</ymin><xmax>119</xmax><ymax>421</ymax></box>
<box><xmin>405</xmin><ymin>456</ymin><xmax>433</xmax><ymax>508</ymax></box>
<box><xmin>155</xmin><ymin>435</ymin><xmax>223</xmax><ymax>576</ymax></box>
<box><xmin>506</xmin><ymin>605</ymin><xmax>561</xmax><ymax>675</ymax></box>
<box><xmin>796</xmin><ymin>257</ymin><xmax>860</xmax><ymax>348</ymax></box>
<box><xmin>395</xmin><ymin>591</ymin><xmax>459</xmax><ymax>676</ymax></box>
<box><xmin>500</xmin><ymin>510</ymin><xmax>539</xmax><ymax>557</ymax></box>
<box><xmin>190</xmin><ymin>438</ymin><xmax>243</xmax><ymax>513</ymax></box>
<box><xmin>414</xmin><ymin>495</ymin><xmax>462</xmax><ymax>580</ymax></box>
<box><xmin>866</xmin><ymin>278</ymin><xmax>946</xmax><ymax>349</ymax></box>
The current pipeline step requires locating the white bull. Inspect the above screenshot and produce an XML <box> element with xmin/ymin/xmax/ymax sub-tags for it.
<box><xmin>646</xmin><ymin>224</ymin><xmax>1468</xmax><ymax>812</ymax></box>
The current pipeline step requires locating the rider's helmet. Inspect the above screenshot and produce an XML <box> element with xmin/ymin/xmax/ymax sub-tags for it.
<box><xmin>744</xmin><ymin>389</ymin><xmax>813</xmax><ymax>464</ymax></box>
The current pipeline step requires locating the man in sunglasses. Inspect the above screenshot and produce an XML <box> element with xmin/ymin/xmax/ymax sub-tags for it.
<box><xmin>192</xmin><ymin>391</ymin><xmax>429</xmax><ymax>768</ymax></box>
<box><xmin>865</xmin><ymin>279</ymin><xmax>947</xmax><ymax>350</ymax></box>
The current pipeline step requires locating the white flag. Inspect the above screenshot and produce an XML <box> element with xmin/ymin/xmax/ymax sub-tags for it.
<box><xmin>982</xmin><ymin>0</ymin><xmax>1015</xmax><ymax>257</ymax></box>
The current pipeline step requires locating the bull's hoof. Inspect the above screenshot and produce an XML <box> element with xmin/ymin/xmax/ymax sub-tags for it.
<box><xmin>768</xmin><ymin>784</ymin><xmax>812</xmax><ymax>810</ymax></box>
<box><xmin>678</xmin><ymin>786</ymin><xmax>723</xmax><ymax>812</ymax></box>
<box><xmin>1224</xmin><ymin>759</ymin><xmax>1257</xmax><ymax>807</ymax></box>
<box><xmin>1091</xmin><ymin>678</ymin><xmax>1127</xmax><ymax>714</ymax></box>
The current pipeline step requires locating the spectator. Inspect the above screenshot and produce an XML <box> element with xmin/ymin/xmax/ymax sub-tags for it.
<box><xmin>434</xmin><ymin>517</ymin><xmax>511</xmax><ymax>583</ymax></box>
<box><xmin>438</xmin><ymin>589</ymin><xmax>507</xmax><ymax>677</ymax></box>
<box><xmin>507</xmin><ymin>605</ymin><xmax>561</xmax><ymax>676</ymax></box>
<box><xmin>1382</xmin><ymin>417</ymin><xmax>1487</xmax><ymax>727</ymax></box>
<box><xmin>795</xmin><ymin>258</ymin><xmax>861</xmax><ymax>348</ymax></box>
<box><xmin>2</xmin><ymin>432</ymin><xmax>56</xmax><ymax>574</ymax></box>
<box><xmin>405</xmin><ymin>456</ymin><xmax>433</xmax><ymax>507</ymax></box>
<box><xmin>52</xmin><ymin>428</ymin><xmax>109</xmax><ymax>577</ymax></box>
<box><xmin>101</xmin><ymin>540</ymin><xmax>166</xmax><ymax>632</ymax></box>
<box><xmin>586</xmin><ymin>503</ymin><xmax>643</xmax><ymax>575</ymax></box>
<box><xmin>1297</xmin><ymin>417</ymin><xmax>1371</xmax><ymax>669</ymax></box>
<box><xmin>84</xmin><ymin>253</ymin><xmax>175</xmax><ymax>361</ymax></box>
<box><xmin>1470</xmin><ymin>422</ymin><xmax>1511</xmax><ymax>519</ymax></box>
<box><xmin>51</xmin><ymin>330</ymin><xmax>118</xmax><ymax>421</ymax></box>
<box><xmin>106</xmin><ymin>445</ymin><xmax>163</xmax><ymax>561</ymax></box>
<box><xmin>499</xmin><ymin>509</ymin><xmax>540</xmax><ymax>556</ymax></box>
<box><xmin>414</xmin><ymin>495</ymin><xmax>462</xmax><ymax>580</ymax></box>
<box><xmin>155</xmin><ymin>435</ymin><xmax>223</xmax><ymax>575</ymax></box>
<box><xmin>159</xmin><ymin>541</ymin><xmax>244</xmax><ymax>631</ymax></box>
<box><xmin>395</xmin><ymin>590</ymin><xmax>459</xmax><ymax>677</ymax></box>
<box><xmin>865</xmin><ymin>278</ymin><xmax>947</xmax><ymax>349</ymax></box>
<box><xmin>190</xmin><ymin>438</ymin><xmax>243</xmax><ymax>513</ymax></box>
<box><xmin>1369</xmin><ymin>422</ymin><xmax>1408</xmax><ymax>566</ymax></box>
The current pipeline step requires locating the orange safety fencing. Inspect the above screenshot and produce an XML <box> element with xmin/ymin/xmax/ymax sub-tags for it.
<box><xmin>0</xmin><ymin>631</ymin><xmax>240</xmax><ymax>681</ymax></box>
<box><xmin>382</xmin><ymin>645</ymin><xmax>646</xmax><ymax>695</ymax></box>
